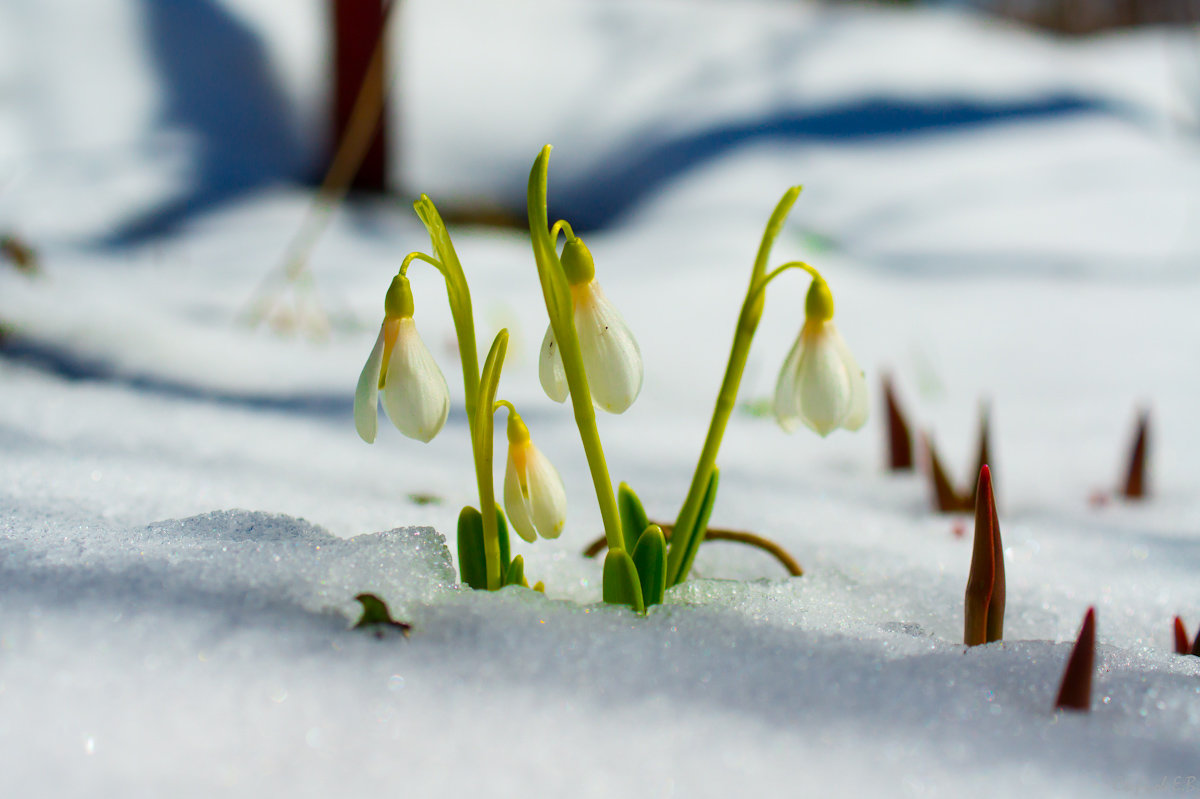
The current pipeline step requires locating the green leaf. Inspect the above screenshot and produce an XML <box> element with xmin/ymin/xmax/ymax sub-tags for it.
<box><xmin>617</xmin><ymin>482</ymin><xmax>650</xmax><ymax>553</ymax></box>
<box><xmin>353</xmin><ymin>593</ymin><xmax>412</xmax><ymax>635</ymax></box>
<box><xmin>695</xmin><ymin>467</ymin><xmax>720</xmax><ymax>548</ymax></box>
<box><xmin>668</xmin><ymin>467</ymin><xmax>721</xmax><ymax>588</ymax></box>
<box><xmin>472</xmin><ymin>331</ymin><xmax>510</xmax><ymax>591</ymax></box>
<box><xmin>527</xmin><ymin>147</ymin><xmax>574</xmax><ymax>342</ymax></box>
<box><xmin>456</xmin><ymin>506</ymin><xmax>488</xmax><ymax>590</ymax></box>
<box><xmin>495</xmin><ymin>505</ymin><xmax>511</xmax><ymax>577</ymax></box>
<box><xmin>412</xmin><ymin>194</ymin><xmax>481</xmax><ymax>421</ymax></box>
<box><xmin>631</xmin><ymin>525</ymin><xmax>666</xmax><ymax>608</ymax></box>
<box><xmin>504</xmin><ymin>554</ymin><xmax>527</xmax><ymax>588</ymax></box>
<box><xmin>602</xmin><ymin>548</ymin><xmax>645</xmax><ymax>613</ymax></box>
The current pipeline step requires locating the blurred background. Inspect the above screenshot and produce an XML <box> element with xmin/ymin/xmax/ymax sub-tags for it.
<box><xmin>2</xmin><ymin>0</ymin><xmax>1198</xmax><ymax>247</ymax></box>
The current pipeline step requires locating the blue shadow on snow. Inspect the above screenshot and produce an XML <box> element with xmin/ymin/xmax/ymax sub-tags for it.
<box><xmin>104</xmin><ymin>0</ymin><xmax>308</xmax><ymax>245</ymax></box>
<box><xmin>98</xmin><ymin>0</ymin><xmax>1107</xmax><ymax>241</ymax></box>
<box><xmin>551</xmin><ymin>94</ymin><xmax>1106</xmax><ymax>231</ymax></box>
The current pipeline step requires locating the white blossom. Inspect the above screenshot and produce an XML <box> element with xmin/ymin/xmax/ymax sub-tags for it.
<box><xmin>773</xmin><ymin>319</ymin><xmax>867</xmax><ymax>436</ymax></box>
<box><xmin>538</xmin><ymin>279</ymin><xmax>642</xmax><ymax>414</ymax></box>
<box><xmin>503</xmin><ymin>435</ymin><xmax>568</xmax><ymax>543</ymax></box>
<box><xmin>354</xmin><ymin>317</ymin><xmax>449</xmax><ymax>444</ymax></box>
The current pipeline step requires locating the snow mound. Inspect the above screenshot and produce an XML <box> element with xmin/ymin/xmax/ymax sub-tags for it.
<box><xmin>3</xmin><ymin>507</ymin><xmax>459</xmax><ymax>627</ymax></box>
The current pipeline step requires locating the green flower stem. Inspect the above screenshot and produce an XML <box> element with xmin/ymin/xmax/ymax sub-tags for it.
<box><xmin>412</xmin><ymin>195</ymin><xmax>482</xmax><ymax>423</ymax></box>
<box><xmin>528</xmin><ymin>146</ymin><xmax>624</xmax><ymax>553</ymax></box>
<box><xmin>549</xmin><ymin>219</ymin><xmax>576</xmax><ymax>244</ymax></box>
<box><xmin>405</xmin><ymin>198</ymin><xmax>513</xmax><ymax>589</ymax></box>
<box><xmin>473</xmin><ymin>331</ymin><xmax>509</xmax><ymax>589</ymax></box>
<box><xmin>665</xmin><ymin>186</ymin><xmax>803</xmax><ymax>587</ymax></box>
<box><xmin>398</xmin><ymin>251</ymin><xmax>445</xmax><ymax>277</ymax></box>
<box><xmin>752</xmin><ymin>261</ymin><xmax>824</xmax><ymax>304</ymax></box>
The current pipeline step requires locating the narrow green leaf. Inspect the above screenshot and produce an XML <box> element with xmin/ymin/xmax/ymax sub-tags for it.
<box><xmin>632</xmin><ymin>525</ymin><xmax>667</xmax><ymax>608</ymax></box>
<box><xmin>669</xmin><ymin>467</ymin><xmax>720</xmax><ymax>587</ymax></box>
<box><xmin>472</xmin><ymin>330</ymin><xmax>509</xmax><ymax>591</ymax></box>
<box><xmin>412</xmin><ymin>194</ymin><xmax>480</xmax><ymax>421</ymax></box>
<box><xmin>527</xmin><ymin>147</ymin><xmax>574</xmax><ymax>338</ymax></box>
<box><xmin>602</xmin><ymin>548</ymin><xmax>645</xmax><ymax>613</ymax></box>
<box><xmin>695</xmin><ymin>467</ymin><xmax>720</xmax><ymax>544</ymax></box>
<box><xmin>504</xmin><ymin>554</ymin><xmax>527</xmax><ymax>588</ymax></box>
<box><xmin>456</xmin><ymin>506</ymin><xmax>488</xmax><ymax>590</ymax></box>
<box><xmin>472</xmin><ymin>330</ymin><xmax>509</xmax><ymax>464</ymax></box>
<box><xmin>495</xmin><ymin>505</ymin><xmax>511</xmax><ymax>577</ymax></box>
<box><xmin>617</xmin><ymin>482</ymin><xmax>650</xmax><ymax>553</ymax></box>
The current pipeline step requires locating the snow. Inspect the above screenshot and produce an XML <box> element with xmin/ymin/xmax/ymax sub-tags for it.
<box><xmin>3</xmin><ymin>0</ymin><xmax>1200</xmax><ymax>796</ymax></box>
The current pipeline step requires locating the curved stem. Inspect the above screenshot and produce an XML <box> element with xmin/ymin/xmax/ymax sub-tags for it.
<box><xmin>582</xmin><ymin>524</ymin><xmax>803</xmax><ymax>577</ymax></box>
<box><xmin>398</xmin><ymin>251</ymin><xmax>446</xmax><ymax>279</ymax></box>
<box><xmin>664</xmin><ymin>187</ymin><xmax>802</xmax><ymax>586</ymax></box>
<box><xmin>528</xmin><ymin>147</ymin><xmax>624</xmax><ymax>553</ymax></box>
<box><xmin>550</xmin><ymin>219</ymin><xmax>576</xmax><ymax>247</ymax></box>
<box><xmin>747</xmin><ymin>261</ymin><xmax>822</xmax><ymax>306</ymax></box>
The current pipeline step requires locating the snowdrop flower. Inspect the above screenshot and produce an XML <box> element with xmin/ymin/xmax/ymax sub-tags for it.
<box><xmin>502</xmin><ymin>410</ymin><xmax>567</xmax><ymax>543</ymax></box>
<box><xmin>355</xmin><ymin>275</ymin><xmax>450</xmax><ymax>444</ymax></box>
<box><xmin>538</xmin><ymin>237</ymin><xmax>643</xmax><ymax>413</ymax></box>
<box><xmin>773</xmin><ymin>277</ymin><xmax>867</xmax><ymax>437</ymax></box>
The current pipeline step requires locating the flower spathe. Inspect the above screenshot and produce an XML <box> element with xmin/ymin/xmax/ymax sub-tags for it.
<box><xmin>538</xmin><ymin>278</ymin><xmax>643</xmax><ymax>413</ymax></box>
<box><xmin>773</xmin><ymin>279</ymin><xmax>867</xmax><ymax>437</ymax></box>
<box><xmin>503</xmin><ymin>413</ymin><xmax>567</xmax><ymax>543</ymax></box>
<box><xmin>354</xmin><ymin>277</ymin><xmax>450</xmax><ymax>444</ymax></box>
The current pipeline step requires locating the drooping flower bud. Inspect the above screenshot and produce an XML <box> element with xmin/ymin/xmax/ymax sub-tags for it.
<box><xmin>773</xmin><ymin>278</ymin><xmax>867</xmax><ymax>436</ymax></box>
<box><xmin>502</xmin><ymin>411</ymin><xmax>568</xmax><ymax>543</ymax></box>
<box><xmin>538</xmin><ymin>239</ymin><xmax>642</xmax><ymax>414</ymax></box>
<box><xmin>355</xmin><ymin>275</ymin><xmax>450</xmax><ymax>443</ymax></box>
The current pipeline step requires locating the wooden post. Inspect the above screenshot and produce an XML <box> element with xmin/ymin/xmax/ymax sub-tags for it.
<box><xmin>332</xmin><ymin>0</ymin><xmax>388</xmax><ymax>192</ymax></box>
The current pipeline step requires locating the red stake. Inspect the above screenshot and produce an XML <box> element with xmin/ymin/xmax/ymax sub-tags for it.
<box><xmin>332</xmin><ymin>0</ymin><xmax>389</xmax><ymax>192</ymax></box>
<box><xmin>1055</xmin><ymin>607</ymin><xmax>1096</xmax><ymax>712</ymax></box>
<box><xmin>1121</xmin><ymin>410</ymin><xmax>1149</xmax><ymax>500</ymax></box>
<box><xmin>883</xmin><ymin>374</ymin><xmax>914</xmax><ymax>471</ymax></box>
<box><xmin>1173</xmin><ymin>616</ymin><xmax>1190</xmax><ymax>656</ymax></box>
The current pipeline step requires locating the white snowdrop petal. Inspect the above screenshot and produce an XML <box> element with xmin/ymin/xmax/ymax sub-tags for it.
<box><xmin>833</xmin><ymin>327</ymin><xmax>869</xmax><ymax>431</ymax></box>
<box><xmin>574</xmin><ymin>281</ymin><xmax>642</xmax><ymax>414</ymax></box>
<box><xmin>524</xmin><ymin>444</ymin><xmax>567</xmax><ymax>539</ymax></box>
<box><xmin>538</xmin><ymin>325</ymin><xmax>569</xmax><ymax>403</ymax></box>
<box><xmin>353</xmin><ymin>326</ymin><xmax>386</xmax><ymax>443</ymax></box>
<box><xmin>381</xmin><ymin>318</ymin><xmax>450</xmax><ymax>443</ymax></box>
<box><xmin>773</xmin><ymin>328</ymin><xmax>807</xmax><ymax>433</ymax></box>
<box><xmin>796</xmin><ymin>326</ymin><xmax>853</xmax><ymax>437</ymax></box>
<box><xmin>503</xmin><ymin>454</ymin><xmax>537</xmax><ymax>543</ymax></box>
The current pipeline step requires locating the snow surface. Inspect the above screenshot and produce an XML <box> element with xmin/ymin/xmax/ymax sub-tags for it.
<box><xmin>3</xmin><ymin>0</ymin><xmax>1200</xmax><ymax>796</ymax></box>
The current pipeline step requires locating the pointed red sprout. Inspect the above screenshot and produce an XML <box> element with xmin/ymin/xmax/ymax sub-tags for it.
<box><xmin>964</xmin><ymin>465</ymin><xmax>1003</xmax><ymax>645</ymax></box>
<box><xmin>1121</xmin><ymin>410</ymin><xmax>1149</xmax><ymax>500</ymax></box>
<box><xmin>970</xmin><ymin>404</ymin><xmax>992</xmax><ymax>507</ymax></box>
<box><xmin>1055</xmin><ymin>607</ymin><xmax>1096</xmax><ymax>712</ymax></box>
<box><xmin>924</xmin><ymin>433</ymin><xmax>971</xmax><ymax>513</ymax></box>
<box><xmin>984</xmin><ymin>467</ymin><xmax>1005</xmax><ymax>644</ymax></box>
<box><xmin>1173</xmin><ymin>616</ymin><xmax>1190</xmax><ymax>656</ymax></box>
<box><xmin>883</xmin><ymin>375</ymin><xmax>914</xmax><ymax>472</ymax></box>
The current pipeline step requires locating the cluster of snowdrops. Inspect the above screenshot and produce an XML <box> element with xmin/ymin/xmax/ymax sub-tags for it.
<box><xmin>353</xmin><ymin>146</ymin><xmax>866</xmax><ymax>611</ymax></box>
